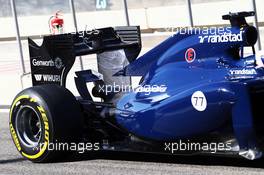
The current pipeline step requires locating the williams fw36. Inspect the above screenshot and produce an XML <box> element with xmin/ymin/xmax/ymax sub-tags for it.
<box><xmin>9</xmin><ymin>11</ymin><xmax>264</xmax><ymax>162</ymax></box>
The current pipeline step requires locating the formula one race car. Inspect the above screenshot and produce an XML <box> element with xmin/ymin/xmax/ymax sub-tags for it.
<box><xmin>9</xmin><ymin>11</ymin><xmax>264</xmax><ymax>162</ymax></box>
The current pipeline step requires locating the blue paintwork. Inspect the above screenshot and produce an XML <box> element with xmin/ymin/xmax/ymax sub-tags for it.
<box><xmin>115</xmin><ymin>25</ymin><xmax>264</xmax><ymax>151</ymax></box>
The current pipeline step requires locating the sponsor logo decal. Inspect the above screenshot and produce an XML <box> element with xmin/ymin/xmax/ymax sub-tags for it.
<box><xmin>37</xmin><ymin>106</ymin><xmax>49</xmax><ymax>148</ymax></box>
<box><xmin>199</xmin><ymin>31</ymin><xmax>243</xmax><ymax>43</ymax></box>
<box><xmin>54</xmin><ymin>57</ymin><xmax>63</xmax><ymax>69</ymax></box>
<box><xmin>32</xmin><ymin>57</ymin><xmax>63</xmax><ymax>69</ymax></box>
<box><xmin>34</xmin><ymin>74</ymin><xmax>61</xmax><ymax>82</ymax></box>
<box><xmin>229</xmin><ymin>68</ymin><xmax>257</xmax><ymax>75</ymax></box>
<box><xmin>10</xmin><ymin>124</ymin><xmax>21</xmax><ymax>151</ymax></box>
<box><xmin>185</xmin><ymin>48</ymin><xmax>196</xmax><ymax>63</ymax></box>
<box><xmin>191</xmin><ymin>91</ymin><xmax>207</xmax><ymax>111</ymax></box>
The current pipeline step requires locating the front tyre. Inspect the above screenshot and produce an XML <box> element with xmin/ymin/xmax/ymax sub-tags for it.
<box><xmin>9</xmin><ymin>85</ymin><xmax>83</xmax><ymax>162</ymax></box>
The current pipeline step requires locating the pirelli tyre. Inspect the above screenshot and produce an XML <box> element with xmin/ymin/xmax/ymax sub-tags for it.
<box><xmin>9</xmin><ymin>85</ymin><xmax>83</xmax><ymax>162</ymax></box>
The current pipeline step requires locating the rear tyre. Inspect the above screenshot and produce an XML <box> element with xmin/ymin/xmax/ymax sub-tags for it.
<box><xmin>9</xmin><ymin>85</ymin><xmax>83</xmax><ymax>162</ymax></box>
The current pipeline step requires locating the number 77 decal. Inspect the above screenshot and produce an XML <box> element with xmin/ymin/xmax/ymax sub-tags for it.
<box><xmin>191</xmin><ymin>91</ymin><xmax>207</xmax><ymax>111</ymax></box>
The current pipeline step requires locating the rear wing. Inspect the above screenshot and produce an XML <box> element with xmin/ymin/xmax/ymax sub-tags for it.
<box><xmin>28</xmin><ymin>26</ymin><xmax>141</xmax><ymax>86</ymax></box>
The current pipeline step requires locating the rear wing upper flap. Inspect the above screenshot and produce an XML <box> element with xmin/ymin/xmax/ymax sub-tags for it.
<box><xmin>73</xmin><ymin>26</ymin><xmax>141</xmax><ymax>61</ymax></box>
<box><xmin>114</xmin><ymin>26</ymin><xmax>142</xmax><ymax>62</ymax></box>
<box><xmin>115</xmin><ymin>26</ymin><xmax>141</xmax><ymax>47</ymax></box>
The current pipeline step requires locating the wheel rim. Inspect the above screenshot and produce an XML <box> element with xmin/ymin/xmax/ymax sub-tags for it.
<box><xmin>15</xmin><ymin>105</ymin><xmax>42</xmax><ymax>148</ymax></box>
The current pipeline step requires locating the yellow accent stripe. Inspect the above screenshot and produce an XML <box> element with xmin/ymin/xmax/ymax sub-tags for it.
<box><xmin>30</xmin><ymin>98</ymin><xmax>37</xmax><ymax>103</ymax></box>
<box><xmin>9</xmin><ymin>95</ymin><xmax>29</xmax><ymax>152</ymax></box>
<box><xmin>9</xmin><ymin>95</ymin><xmax>29</xmax><ymax>121</ymax></box>
<box><xmin>37</xmin><ymin>106</ymin><xmax>45</xmax><ymax>113</ymax></box>
<box><xmin>21</xmin><ymin>142</ymin><xmax>48</xmax><ymax>159</ymax></box>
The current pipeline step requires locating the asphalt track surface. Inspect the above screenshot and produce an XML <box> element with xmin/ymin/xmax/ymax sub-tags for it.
<box><xmin>1</xmin><ymin>112</ymin><xmax>264</xmax><ymax>175</ymax></box>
